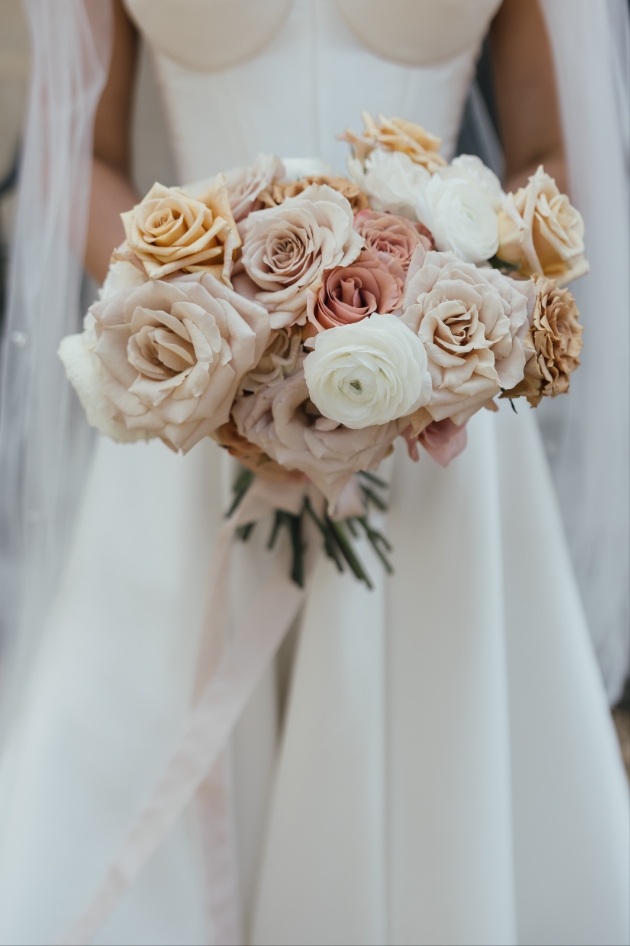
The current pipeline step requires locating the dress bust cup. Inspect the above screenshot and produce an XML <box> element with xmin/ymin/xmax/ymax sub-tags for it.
<box><xmin>124</xmin><ymin>0</ymin><xmax>502</xmax><ymax>72</ymax></box>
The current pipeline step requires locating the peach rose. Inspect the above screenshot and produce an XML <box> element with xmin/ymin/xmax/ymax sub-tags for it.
<box><xmin>497</xmin><ymin>166</ymin><xmax>589</xmax><ymax>286</ymax></box>
<box><xmin>242</xmin><ymin>183</ymin><xmax>364</xmax><ymax>329</ymax></box>
<box><xmin>232</xmin><ymin>360</ymin><xmax>399</xmax><ymax>507</ymax></box>
<box><xmin>340</xmin><ymin>112</ymin><xmax>447</xmax><ymax>173</ymax></box>
<box><xmin>502</xmin><ymin>274</ymin><xmax>583</xmax><ymax>406</ymax></box>
<box><xmin>120</xmin><ymin>176</ymin><xmax>240</xmax><ymax>283</ymax></box>
<box><xmin>59</xmin><ymin>273</ymin><xmax>270</xmax><ymax>452</ymax></box>
<box><xmin>259</xmin><ymin>175</ymin><xmax>370</xmax><ymax>213</ymax></box>
<box><xmin>401</xmin><ymin>251</ymin><xmax>533</xmax><ymax>425</ymax></box>
<box><xmin>353</xmin><ymin>210</ymin><xmax>434</xmax><ymax>270</ymax></box>
<box><xmin>305</xmin><ymin>250</ymin><xmax>404</xmax><ymax>335</ymax></box>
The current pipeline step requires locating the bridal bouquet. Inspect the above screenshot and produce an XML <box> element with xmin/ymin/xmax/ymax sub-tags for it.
<box><xmin>60</xmin><ymin>112</ymin><xmax>586</xmax><ymax>585</ymax></box>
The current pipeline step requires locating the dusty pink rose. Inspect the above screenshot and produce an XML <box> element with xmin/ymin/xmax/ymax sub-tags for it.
<box><xmin>402</xmin><ymin>418</ymin><xmax>468</xmax><ymax>467</ymax></box>
<box><xmin>232</xmin><ymin>358</ymin><xmax>399</xmax><ymax>507</ymax></box>
<box><xmin>305</xmin><ymin>250</ymin><xmax>405</xmax><ymax>335</ymax></box>
<box><xmin>353</xmin><ymin>210</ymin><xmax>434</xmax><ymax>271</ymax></box>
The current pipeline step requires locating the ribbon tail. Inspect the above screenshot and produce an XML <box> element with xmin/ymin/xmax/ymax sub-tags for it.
<box><xmin>58</xmin><ymin>501</ymin><xmax>319</xmax><ymax>946</ymax></box>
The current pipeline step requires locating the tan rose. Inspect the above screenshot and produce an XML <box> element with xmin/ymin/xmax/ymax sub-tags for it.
<box><xmin>225</xmin><ymin>153</ymin><xmax>285</xmax><ymax>223</ymax></box>
<box><xmin>497</xmin><ymin>166</ymin><xmax>589</xmax><ymax>287</ymax></box>
<box><xmin>60</xmin><ymin>273</ymin><xmax>270</xmax><ymax>452</ymax></box>
<box><xmin>502</xmin><ymin>274</ymin><xmax>583</xmax><ymax>407</ymax></box>
<box><xmin>401</xmin><ymin>251</ymin><xmax>533</xmax><ymax>425</ymax></box>
<box><xmin>305</xmin><ymin>250</ymin><xmax>405</xmax><ymax>336</ymax></box>
<box><xmin>211</xmin><ymin>417</ymin><xmax>302</xmax><ymax>483</ymax></box>
<box><xmin>259</xmin><ymin>176</ymin><xmax>370</xmax><ymax>213</ymax></box>
<box><xmin>353</xmin><ymin>210</ymin><xmax>434</xmax><ymax>270</ymax></box>
<box><xmin>232</xmin><ymin>359</ymin><xmax>399</xmax><ymax>507</ymax></box>
<box><xmin>240</xmin><ymin>329</ymin><xmax>302</xmax><ymax>393</ymax></box>
<box><xmin>120</xmin><ymin>176</ymin><xmax>240</xmax><ymax>283</ymax></box>
<box><xmin>242</xmin><ymin>183</ymin><xmax>364</xmax><ymax>329</ymax></box>
<box><xmin>340</xmin><ymin>111</ymin><xmax>446</xmax><ymax>173</ymax></box>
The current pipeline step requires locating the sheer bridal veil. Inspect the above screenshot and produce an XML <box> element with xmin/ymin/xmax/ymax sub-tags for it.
<box><xmin>0</xmin><ymin>0</ymin><xmax>627</xmax><ymax>746</ymax></box>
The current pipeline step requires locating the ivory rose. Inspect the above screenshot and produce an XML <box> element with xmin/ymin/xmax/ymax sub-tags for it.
<box><xmin>446</xmin><ymin>155</ymin><xmax>506</xmax><ymax>211</ymax></box>
<box><xmin>347</xmin><ymin>148</ymin><xmax>430</xmax><ymax>218</ymax></box>
<box><xmin>59</xmin><ymin>273</ymin><xmax>270</xmax><ymax>452</ymax></box>
<box><xmin>502</xmin><ymin>274</ymin><xmax>583</xmax><ymax>406</ymax></box>
<box><xmin>225</xmin><ymin>153</ymin><xmax>285</xmax><ymax>222</ymax></box>
<box><xmin>497</xmin><ymin>166</ymin><xmax>589</xmax><ymax>286</ymax></box>
<box><xmin>232</xmin><ymin>361</ymin><xmax>400</xmax><ymax>506</ymax></box>
<box><xmin>341</xmin><ymin>112</ymin><xmax>447</xmax><ymax>172</ymax></box>
<box><xmin>353</xmin><ymin>210</ymin><xmax>434</xmax><ymax>270</ymax></box>
<box><xmin>304</xmin><ymin>312</ymin><xmax>431</xmax><ymax>429</ymax></box>
<box><xmin>242</xmin><ymin>183</ymin><xmax>364</xmax><ymax>329</ymax></box>
<box><xmin>415</xmin><ymin>173</ymin><xmax>499</xmax><ymax>264</ymax></box>
<box><xmin>305</xmin><ymin>250</ymin><xmax>405</xmax><ymax>335</ymax></box>
<box><xmin>401</xmin><ymin>251</ymin><xmax>533</xmax><ymax>425</ymax></box>
<box><xmin>121</xmin><ymin>177</ymin><xmax>240</xmax><ymax>283</ymax></box>
<box><xmin>258</xmin><ymin>176</ymin><xmax>369</xmax><ymax>213</ymax></box>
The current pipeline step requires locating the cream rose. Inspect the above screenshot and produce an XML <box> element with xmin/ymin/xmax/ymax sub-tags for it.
<box><xmin>225</xmin><ymin>153</ymin><xmax>285</xmax><ymax>223</ymax></box>
<box><xmin>59</xmin><ymin>273</ymin><xmax>270</xmax><ymax>452</ymax></box>
<box><xmin>304</xmin><ymin>312</ymin><xmax>431</xmax><ymax>429</ymax></box>
<box><xmin>415</xmin><ymin>173</ymin><xmax>499</xmax><ymax>263</ymax></box>
<box><xmin>402</xmin><ymin>251</ymin><xmax>532</xmax><ymax>424</ymax></box>
<box><xmin>121</xmin><ymin>176</ymin><xmax>240</xmax><ymax>283</ymax></box>
<box><xmin>232</xmin><ymin>361</ymin><xmax>400</xmax><ymax>507</ymax></box>
<box><xmin>497</xmin><ymin>166</ymin><xmax>589</xmax><ymax>286</ymax></box>
<box><xmin>242</xmin><ymin>183</ymin><xmax>364</xmax><ymax>329</ymax></box>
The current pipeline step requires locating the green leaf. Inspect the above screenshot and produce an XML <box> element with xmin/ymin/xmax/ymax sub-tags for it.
<box><xmin>487</xmin><ymin>254</ymin><xmax>520</xmax><ymax>274</ymax></box>
<box><xmin>227</xmin><ymin>466</ymin><xmax>255</xmax><ymax>518</ymax></box>
<box><xmin>329</xmin><ymin>520</ymin><xmax>374</xmax><ymax>590</ymax></box>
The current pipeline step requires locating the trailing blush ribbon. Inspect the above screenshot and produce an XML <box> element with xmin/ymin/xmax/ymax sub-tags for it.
<box><xmin>58</xmin><ymin>476</ymin><xmax>321</xmax><ymax>946</ymax></box>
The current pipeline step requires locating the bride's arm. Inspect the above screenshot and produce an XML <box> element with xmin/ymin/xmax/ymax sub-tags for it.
<box><xmin>491</xmin><ymin>0</ymin><xmax>567</xmax><ymax>194</ymax></box>
<box><xmin>85</xmin><ymin>0</ymin><xmax>139</xmax><ymax>284</ymax></box>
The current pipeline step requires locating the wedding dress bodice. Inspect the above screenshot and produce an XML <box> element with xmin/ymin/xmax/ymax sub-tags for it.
<box><xmin>124</xmin><ymin>0</ymin><xmax>501</xmax><ymax>183</ymax></box>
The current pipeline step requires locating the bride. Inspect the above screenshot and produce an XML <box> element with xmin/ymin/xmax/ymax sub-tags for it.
<box><xmin>0</xmin><ymin>1</ymin><xmax>628</xmax><ymax>944</ymax></box>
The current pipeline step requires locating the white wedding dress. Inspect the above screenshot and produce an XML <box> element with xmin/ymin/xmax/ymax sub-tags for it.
<box><xmin>0</xmin><ymin>3</ymin><xmax>628</xmax><ymax>945</ymax></box>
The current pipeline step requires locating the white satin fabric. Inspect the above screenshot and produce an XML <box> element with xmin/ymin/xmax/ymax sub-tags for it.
<box><xmin>0</xmin><ymin>2</ymin><xmax>628</xmax><ymax>945</ymax></box>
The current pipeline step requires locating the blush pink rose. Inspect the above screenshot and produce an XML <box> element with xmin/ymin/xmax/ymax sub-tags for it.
<box><xmin>353</xmin><ymin>210</ymin><xmax>434</xmax><ymax>271</ymax></box>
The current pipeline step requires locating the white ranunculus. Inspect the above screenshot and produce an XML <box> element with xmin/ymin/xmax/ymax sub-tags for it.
<box><xmin>415</xmin><ymin>173</ymin><xmax>499</xmax><ymax>263</ymax></box>
<box><xmin>447</xmin><ymin>155</ymin><xmax>506</xmax><ymax>211</ymax></box>
<box><xmin>304</xmin><ymin>313</ymin><xmax>431</xmax><ymax>429</ymax></box>
<box><xmin>347</xmin><ymin>148</ymin><xmax>430</xmax><ymax>219</ymax></box>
